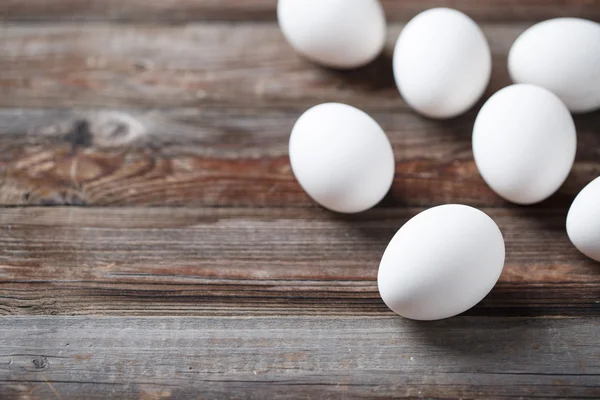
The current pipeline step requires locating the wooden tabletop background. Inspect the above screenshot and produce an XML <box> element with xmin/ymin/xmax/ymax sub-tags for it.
<box><xmin>1</xmin><ymin>1</ymin><xmax>600</xmax><ymax>399</ymax></box>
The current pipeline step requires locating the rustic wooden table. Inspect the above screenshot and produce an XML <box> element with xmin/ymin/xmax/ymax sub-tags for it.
<box><xmin>1</xmin><ymin>1</ymin><xmax>600</xmax><ymax>399</ymax></box>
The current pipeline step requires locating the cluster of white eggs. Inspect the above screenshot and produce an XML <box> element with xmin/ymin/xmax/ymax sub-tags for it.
<box><xmin>278</xmin><ymin>0</ymin><xmax>600</xmax><ymax>320</ymax></box>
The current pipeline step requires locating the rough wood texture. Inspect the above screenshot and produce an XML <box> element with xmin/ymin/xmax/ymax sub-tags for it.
<box><xmin>2</xmin><ymin>2</ymin><xmax>600</xmax><ymax>398</ymax></box>
<box><xmin>0</xmin><ymin>23</ymin><xmax>598</xmax><ymax>207</ymax></box>
<box><xmin>1</xmin><ymin>317</ymin><xmax>600</xmax><ymax>399</ymax></box>
<box><xmin>0</xmin><ymin>107</ymin><xmax>598</xmax><ymax>207</ymax></box>
<box><xmin>2</xmin><ymin>0</ymin><xmax>600</xmax><ymax>22</ymax></box>
<box><xmin>0</xmin><ymin>23</ymin><xmax>519</xmax><ymax>109</ymax></box>
<box><xmin>0</xmin><ymin>207</ymin><xmax>599</xmax><ymax>317</ymax></box>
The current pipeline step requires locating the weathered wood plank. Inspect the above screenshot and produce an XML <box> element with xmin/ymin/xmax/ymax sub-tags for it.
<box><xmin>0</xmin><ymin>4</ymin><xmax>598</xmax><ymax>399</ymax></box>
<box><xmin>0</xmin><ymin>23</ymin><xmax>523</xmax><ymax>109</ymax></box>
<box><xmin>2</xmin><ymin>0</ymin><xmax>600</xmax><ymax>22</ymax></box>
<box><xmin>1</xmin><ymin>316</ymin><xmax>599</xmax><ymax>399</ymax></box>
<box><xmin>0</xmin><ymin>106</ymin><xmax>598</xmax><ymax>207</ymax></box>
<box><xmin>0</xmin><ymin>207</ymin><xmax>598</xmax><ymax>317</ymax></box>
<box><xmin>0</xmin><ymin>23</ymin><xmax>597</xmax><ymax>208</ymax></box>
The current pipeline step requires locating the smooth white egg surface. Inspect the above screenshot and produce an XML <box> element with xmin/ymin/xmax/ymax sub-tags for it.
<box><xmin>393</xmin><ymin>8</ymin><xmax>491</xmax><ymax>119</ymax></box>
<box><xmin>473</xmin><ymin>84</ymin><xmax>576</xmax><ymax>205</ymax></box>
<box><xmin>378</xmin><ymin>205</ymin><xmax>505</xmax><ymax>321</ymax></box>
<box><xmin>277</xmin><ymin>0</ymin><xmax>386</xmax><ymax>69</ymax></box>
<box><xmin>509</xmin><ymin>18</ymin><xmax>600</xmax><ymax>113</ymax></box>
<box><xmin>567</xmin><ymin>177</ymin><xmax>600</xmax><ymax>262</ymax></box>
<box><xmin>289</xmin><ymin>103</ymin><xmax>395</xmax><ymax>213</ymax></box>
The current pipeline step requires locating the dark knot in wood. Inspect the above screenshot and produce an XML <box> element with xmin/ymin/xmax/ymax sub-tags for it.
<box><xmin>32</xmin><ymin>356</ymin><xmax>48</xmax><ymax>370</ymax></box>
<box><xmin>65</xmin><ymin>120</ymin><xmax>93</xmax><ymax>152</ymax></box>
<box><xmin>67</xmin><ymin>112</ymin><xmax>146</xmax><ymax>150</ymax></box>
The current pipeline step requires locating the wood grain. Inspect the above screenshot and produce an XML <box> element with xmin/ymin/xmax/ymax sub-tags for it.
<box><xmin>2</xmin><ymin>3</ymin><xmax>600</xmax><ymax>398</ymax></box>
<box><xmin>1</xmin><ymin>316</ymin><xmax>600</xmax><ymax>399</ymax></box>
<box><xmin>0</xmin><ymin>207</ymin><xmax>598</xmax><ymax>317</ymax></box>
<box><xmin>0</xmin><ymin>106</ymin><xmax>598</xmax><ymax>207</ymax></box>
<box><xmin>0</xmin><ymin>23</ymin><xmax>521</xmax><ymax>109</ymax></box>
<box><xmin>2</xmin><ymin>0</ymin><xmax>600</xmax><ymax>22</ymax></box>
<box><xmin>0</xmin><ymin>24</ymin><xmax>597</xmax><ymax>206</ymax></box>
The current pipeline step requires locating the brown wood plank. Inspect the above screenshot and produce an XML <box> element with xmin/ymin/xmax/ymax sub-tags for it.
<box><xmin>0</xmin><ymin>23</ymin><xmax>523</xmax><ymax>109</ymax></box>
<box><xmin>0</xmin><ymin>207</ymin><xmax>598</xmax><ymax>317</ymax></box>
<box><xmin>0</xmin><ymin>106</ymin><xmax>598</xmax><ymax>207</ymax></box>
<box><xmin>1</xmin><ymin>316</ymin><xmax>600</xmax><ymax>399</ymax></box>
<box><xmin>1</xmin><ymin>0</ymin><xmax>600</xmax><ymax>22</ymax></box>
<box><xmin>0</xmin><ymin>23</ymin><xmax>598</xmax><ymax>208</ymax></box>
<box><xmin>0</xmin><ymin>9</ymin><xmax>599</xmax><ymax>398</ymax></box>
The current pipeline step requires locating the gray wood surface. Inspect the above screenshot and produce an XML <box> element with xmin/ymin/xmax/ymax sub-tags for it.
<box><xmin>0</xmin><ymin>207</ymin><xmax>599</xmax><ymax>318</ymax></box>
<box><xmin>0</xmin><ymin>23</ymin><xmax>519</xmax><ymax>109</ymax></box>
<box><xmin>2</xmin><ymin>317</ymin><xmax>600</xmax><ymax>399</ymax></box>
<box><xmin>0</xmin><ymin>22</ymin><xmax>597</xmax><ymax>208</ymax></box>
<box><xmin>1</xmin><ymin>1</ymin><xmax>600</xmax><ymax>398</ymax></box>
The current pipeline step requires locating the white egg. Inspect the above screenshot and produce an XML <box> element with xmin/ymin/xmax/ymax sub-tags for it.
<box><xmin>289</xmin><ymin>103</ymin><xmax>395</xmax><ymax>213</ymax></box>
<box><xmin>277</xmin><ymin>0</ymin><xmax>386</xmax><ymax>69</ymax></box>
<box><xmin>509</xmin><ymin>18</ymin><xmax>600</xmax><ymax>113</ymax></box>
<box><xmin>473</xmin><ymin>84</ymin><xmax>577</xmax><ymax>205</ymax></box>
<box><xmin>567</xmin><ymin>177</ymin><xmax>600</xmax><ymax>262</ymax></box>
<box><xmin>378</xmin><ymin>205</ymin><xmax>505</xmax><ymax>321</ymax></box>
<box><xmin>393</xmin><ymin>8</ymin><xmax>492</xmax><ymax>119</ymax></box>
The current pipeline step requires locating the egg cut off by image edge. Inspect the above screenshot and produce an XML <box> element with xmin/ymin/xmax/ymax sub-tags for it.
<box><xmin>567</xmin><ymin>176</ymin><xmax>600</xmax><ymax>263</ymax></box>
<box><xmin>277</xmin><ymin>0</ymin><xmax>387</xmax><ymax>69</ymax></box>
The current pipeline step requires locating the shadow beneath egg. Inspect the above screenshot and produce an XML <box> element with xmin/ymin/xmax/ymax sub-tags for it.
<box><xmin>424</xmin><ymin>107</ymin><xmax>479</xmax><ymax>142</ymax></box>
<box><xmin>323</xmin><ymin>205</ymin><xmax>408</xmax><ymax>244</ymax></box>
<box><xmin>296</xmin><ymin>45</ymin><xmax>600</xmax><ymax>321</ymax></box>
<box><xmin>377</xmin><ymin>187</ymin><xmax>412</xmax><ymax>209</ymax></box>
<box><xmin>391</xmin><ymin>315</ymin><xmax>544</xmax><ymax>363</ymax></box>
<box><xmin>318</xmin><ymin>49</ymin><xmax>397</xmax><ymax>94</ymax></box>
<box><xmin>487</xmin><ymin>53</ymin><xmax>513</xmax><ymax>95</ymax></box>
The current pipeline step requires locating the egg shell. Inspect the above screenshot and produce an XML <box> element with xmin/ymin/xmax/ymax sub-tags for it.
<box><xmin>289</xmin><ymin>103</ymin><xmax>395</xmax><ymax>213</ymax></box>
<box><xmin>378</xmin><ymin>205</ymin><xmax>505</xmax><ymax>321</ymax></box>
<box><xmin>277</xmin><ymin>0</ymin><xmax>386</xmax><ymax>69</ymax></box>
<box><xmin>567</xmin><ymin>177</ymin><xmax>600</xmax><ymax>262</ymax></box>
<box><xmin>393</xmin><ymin>8</ymin><xmax>492</xmax><ymax>119</ymax></box>
<box><xmin>473</xmin><ymin>84</ymin><xmax>576</xmax><ymax>205</ymax></box>
<box><xmin>509</xmin><ymin>18</ymin><xmax>600</xmax><ymax>113</ymax></box>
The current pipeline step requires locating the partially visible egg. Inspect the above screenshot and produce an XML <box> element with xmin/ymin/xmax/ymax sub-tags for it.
<box><xmin>393</xmin><ymin>8</ymin><xmax>492</xmax><ymax>119</ymax></box>
<box><xmin>277</xmin><ymin>0</ymin><xmax>386</xmax><ymax>69</ymax></box>
<box><xmin>567</xmin><ymin>177</ymin><xmax>600</xmax><ymax>262</ymax></box>
<box><xmin>289</xmin><ymin>103</ymin><xmax>395</xmax><ymax>213</ymax></box>
<box><xmin>378</xmin><ymin>205</ymin><xmax>505</xmax><ymax>321</ymax></box>
<box><xmin>509</xmin><ymin>18</ymin><xmax>600</xmax><ymax>113</ymax></box>
<box><xmin>473</xmin><ymin>84</ymin><xmax>577</xmax><ymax>205</ymax></box>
